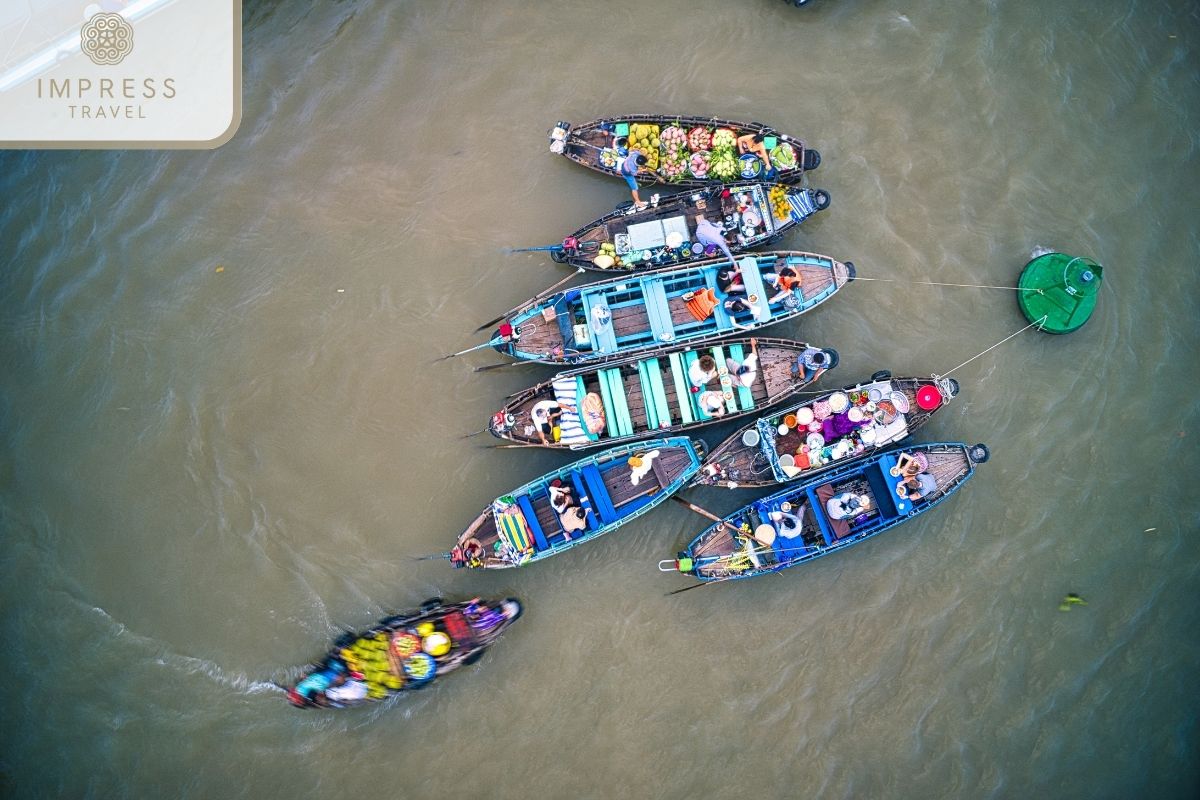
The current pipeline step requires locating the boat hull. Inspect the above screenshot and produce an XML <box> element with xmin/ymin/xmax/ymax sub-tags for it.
<box><xmin>670</xmin><ymin>442</ymin><xmax>988</xmax><ymax>583</ymax></box>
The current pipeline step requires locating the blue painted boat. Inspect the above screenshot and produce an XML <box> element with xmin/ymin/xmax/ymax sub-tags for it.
<box><xmin>488</xmin><ymin>251</ymin><xmax>854</xmax><ymax>366</ymax></box>
<box><xmin>451</xmin><ymin>437</ymin><xmax>705</xmax><ymax>569</ymax></box>
<box><xmin>660</xmin><ymin>442</ymin><xmax>990</xmax><ymax>583</ymax></box>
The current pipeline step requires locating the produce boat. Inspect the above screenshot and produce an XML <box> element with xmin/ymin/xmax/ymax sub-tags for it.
<box><xmin>660</xmin><ymin>442</ymin><xmax>990</xmax><ymax>583</ymax></box>
<box><xmin>489</xmin><ymin>337</ymin><xmax>837</xmax><ymax>450</ymax></box>
<box><xmin>692</xmin><ymin>373</ymin><xmax>960</xmax><ymax>489</ymax></box>
<box><xmin>450</xmin><ymin>438</ymin><xmax>705</xmax><ymax>569</ymax></box>
<box><xmin>1017</xmin><ymin>251</ymin><xmax>1103</xmax><ymax>334</ymax></box>
<box><xmin>285</xmin><ymin>597</ymin><xmax>522</xmax><ymax>708</ymax></box>
<box><xmin>488</xmin><ymin>251</ymin><xmax>854</xmax><ymax>366</ymax></box>
<box><xmin>549</xmin><ymin>116</ymin><xmax>820</xmax><ymax>188</ymax></box>
<box><xmin>552</xmin><ymin>182</ymin><xmax>830</xmax><ymax>272</ymax></box>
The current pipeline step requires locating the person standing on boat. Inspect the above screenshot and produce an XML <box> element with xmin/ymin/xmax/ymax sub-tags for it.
<box><xmin>695</xmin><ymin>216</ymin><xmax>735</xmax><ymax>266</ymax></box>
<box><xmin>620</xmin><ymin>151</ymin><xmax>649</xmax><ymax>208</ymax></box>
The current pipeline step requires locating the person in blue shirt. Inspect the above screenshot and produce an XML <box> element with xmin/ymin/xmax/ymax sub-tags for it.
<box><xmin>620</xmin><ymin>151</ymin><xmax>649</xmax><ymax>207</ymax></box>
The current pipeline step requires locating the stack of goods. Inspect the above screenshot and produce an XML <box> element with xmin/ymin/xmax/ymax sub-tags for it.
<box><xmin>659</xmin><ymin>126</ymin><xmax>689</xmax><ymax>182</ymax></box>
<box><xmin>626</xmin><ymin>123</ymin><xmax>660</xmax><ymax>171</ymax></box>
<box><xmin>769</xmin><ymin>185</ymin><xmax>791</xmax><ymax>221</ymax></box>
<box><xmin>770</xmin><ymin>142</ymin><xmax>797</xmax><ymax>171</ymax></box>
<box><xmin>338</xmin><ymin>619</ymin><xmax>458</xmax><ymax>699</ymax></box>
<box><xmin>708</xmin><ymin>128</ymin><xmax>739</xmax><ymax>181</ymax></box>
<box><xmin>341</xmin><ymin>632</ymin><xmax>405</xmax><ymax>699</ymax></box>
<box><xmin>594</xmin><ymin>241</ymin><xmax>623</xmax><ymax>269</ymax></box>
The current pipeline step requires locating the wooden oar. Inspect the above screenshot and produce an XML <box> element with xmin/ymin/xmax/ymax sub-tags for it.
<box><xmin>435</xmin><ymin>338</ymin><xmax>502</xmax><ymax>362</ymax></box>
<box><xmin>472</xmin><ymin>268</ymin><xmax>584</xmax><ymax>333</ymax></box>
<box><xmin>410</xmin><ymin>552</ymin><xmax>451</xmax><ymax>562</ymax></box>
<box><xmin>671</xmin><ymin>495</ymin><xmax>742</xmax><ymax>536</ymax></box>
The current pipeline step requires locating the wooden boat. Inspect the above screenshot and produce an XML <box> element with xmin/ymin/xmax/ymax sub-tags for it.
<box><xmin>549</xmin><ymin>116</ymin><xmax>820</xmax><ymax>188</ymax></box>
<box><xmin>551</xmin><ymin>182</ymin><xmax>830</xmax><ymax>272</ymax></box>
<box><xmin>285</xmin><ymin>597</ymin><xmax>522</xmax><ymax>708</ymax></box>
<box><xmin>489</xmin><ymin>337</ymin><xmax>837</xmax><ymax>450</ymax></box>
<box><xmin>488</xmin><ymin>251</ymin><xmax>854</xmax><ymax>366</ymax></box>
<box><xmin>692</xmin><ymin>373</ymin><xmax>960</xmax><ymax>489</ymax></box>
<box><xmin>660</xmin><ymin>442</ymin><xmax>990</xmax><ymax>583</ymax></box>
<box><xmin>450</xmin><ymin>438</ymin><xmax>705</xmax><ymax>569</ymax></box>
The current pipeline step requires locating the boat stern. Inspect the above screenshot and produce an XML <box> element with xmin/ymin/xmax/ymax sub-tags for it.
<box><xmin>549</xmin><ymin>120</ymin><xmax>571</xmax><ymax>154</ymax></box>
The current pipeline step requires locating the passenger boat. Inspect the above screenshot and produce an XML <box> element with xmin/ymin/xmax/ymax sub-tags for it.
<box><xmin>551</xmin><ymin>182</ymin><xmax>830</xmax><ymax>272</ymax></box>
<box><xmin>285</xmin><ymin>597</ymin><xmax>522</xmax><ymax>708</ymax></box>
<box><xmin>549</xmin><ymin>116</ymin><xmax>820</xmax><ymax>188</ymax></box>
<box><xmin>692</xmin><ymin>373</ymin><xmax>960</xmax><ymax>489</ymax></box>
<box><xmin>488</xmin><ymin>251</ymin><xmax>854</xmax><ymax>366</ymax></box>
<box><xmin>660</xmin><ymin>442</ymin><xmax>990</xmax><ymax>583</ymax></box>
<box><xmin>450</xmin><ymin>438</ymin><xmax>705</xmax><ymax>569</ymax></box>
<box><xmin>489</xmin><ymin>337</ymin><xmax>837</xmax><ymax>449</ymax></box>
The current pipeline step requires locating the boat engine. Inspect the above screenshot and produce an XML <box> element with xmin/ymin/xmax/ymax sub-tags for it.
<box><xmin>548</xmin><ymin>121</ymin><xmax>570</xmax><ymax>153</ymax></box>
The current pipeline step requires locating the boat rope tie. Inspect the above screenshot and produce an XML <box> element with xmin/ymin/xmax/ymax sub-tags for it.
<box><xmin>934</xmin><ymin>316</ymin><xmax>1047</xmax><ymax>379</ymax></box>
<box><xmin>850</xmin><ymin>276</ymin><xmax>1042</xmax><ymax>292</ymax></box>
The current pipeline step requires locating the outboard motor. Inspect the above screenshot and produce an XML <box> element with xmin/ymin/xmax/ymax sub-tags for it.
<box><xmin>549</xmin><ymin>121</ymin><xmax>570</xmax><ymax>154</ymax></box>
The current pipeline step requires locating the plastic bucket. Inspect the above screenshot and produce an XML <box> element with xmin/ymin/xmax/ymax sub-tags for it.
<box><xmin>741</xmin><ymin>429</ymin><xmax>760</xmax><ymax>447</ymax></box>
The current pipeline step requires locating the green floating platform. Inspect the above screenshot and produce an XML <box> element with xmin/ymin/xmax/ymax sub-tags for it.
<box><xmin>1017</xmin><ymin>252</ymin><xmax>1103</xmax><ymax>335</ymax></box>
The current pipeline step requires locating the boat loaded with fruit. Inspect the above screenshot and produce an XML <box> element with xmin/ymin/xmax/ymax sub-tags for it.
<box><xmin>285</xmin><ymin>597</ymin><xmax>523</xmax><ymax>708</ymax></box>
<box><xmin>549</xmin><ymin>116</ymin><xmax>820</xmax><ymax>188</ymax></box>
<box><xmin>488</xmin><ymin>337</ymin><xmax>837</xmax><ymax>449</ymax></box>
<box><xmin>551</xmin><ymin>182</ymin><xmax>830</xmax><ymax>271</ymax></box>
<box><xmin>661</xmin><ymin>441</ymin><xmax>990</xmax><ymax>584</ymax></box>
<box><xmin>692</xmin><ymin>373</ymin><xmax>960</xmax><ymax>489</ymax></box>
<box><xmin>483</xmin><ymin>251</ymin><xmax>854</xmax><ymax>366</ymax></box>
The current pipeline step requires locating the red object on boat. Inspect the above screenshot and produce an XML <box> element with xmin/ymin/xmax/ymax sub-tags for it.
<box><xmin>916</xmin><ymin>384</ymin><xmax>942</xmax><ymax>410</ymax></box>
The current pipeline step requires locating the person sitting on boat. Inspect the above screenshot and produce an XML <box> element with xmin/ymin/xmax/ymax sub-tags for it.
<box><xmin>531</xmin><ymin>400</ymin><xmax>571</xmax><ymax>445</ymax></box>
<box><xmin>737</xmin><ymin>132</ymin><xmax>772</xmax><ymax>171</ymax></box>
<box><xmin>716</xmin><ymin>264</ymin><xmax>746</xmax><ymax>294</ymax></box>
<box><xmin>689</xmin><ymin>354</ymin><xmax>718</xmax><ymax>388</ymax></box>
<box><xmin>725</xmin><ymin>338</ymin><xmax>759</xmax><ymax>387</ymax></box>
<box><xmin>826</xmin><ymin>492</ymin><xmax>872</xmax><ymax>520</ymax></box>
<box><xmin>764</xmin><ymin>265</ymin><xmax>802</xmax><ymax>304</ymax></box>
<box><xmin>325</xmin><ymin>674</ymin><xmax>369</xmax><ymax>706</ymax></box>
<box><xmin>620</xmin><ymin>151</ymin><xmax>649</xmax><ymax>208</ymax></box>
<box><xmin>904</xmin><ymin>471</ymin><xmax>938</xmax><ymax>500</ymax></box>
<box><xmin>559</xmin><ymin>505</ymin><xmax>588</xmax><ymax>539</ymax></box>
<box><xmin>769</xmin><ymin>505</ymin><xmax>806</xmax><ymax>539</ymax></box>
<box><xmin>797</xmin><ymin>347</ymin><xmax>830</xmax><ymax>381</ymax></box>
<box><xmin>694</xmin><ymin>216</ymin><xmax>735</xmax><ymax>266</ymax></box>
<box><xmin>698</xmin><ymin>390</ymin><xmax>727</xmax><ymax>417</ymax></box>
<box><xmin>549</xmin><ymin>480</ymin><xmax>577</xmax><ymax>514</ymax></box>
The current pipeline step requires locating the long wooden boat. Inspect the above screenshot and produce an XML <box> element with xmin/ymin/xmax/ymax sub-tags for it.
<box><xmin>692</xmin><ymin>373</ymin><xmax>961</xmax><ymax>489</ymax></box>
<box><xmin>660</xmin><ymin>441</ymin><xmax>990</xmax><ymax>583</ymax></box>
<box><xmin>285</xmin><ymin>597</ymin><xmax>522</xmax><ymax>708</ymax></box>
<box><xmin>488</xmin><ymin>251</ymin><xmax>854</xmax><ymax>366</ymax></box>
<box><xmin>549</xmin><ymin>115</ymin><xmax>820</xmax><ymax>188</ymax></box>
<box><xmin>551</xmin><ymin>182</ymin><xmax>830</xmax><ymax>272</ymax></box>
<box><xmin>489</xmin><ymin>337</ymin><xmax>837</xmax><ymax>450</ymax></box>
<box><xmin>450</xmin><ymin>438</ymin><xmax>705</xmax><ymax>569</ymax></box>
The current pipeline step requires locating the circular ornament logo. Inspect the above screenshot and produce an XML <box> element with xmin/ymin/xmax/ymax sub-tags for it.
<box><xmin>80</xmin><ymin>13</ymin><xmax>134</xmax><ymax>66</ymax></box>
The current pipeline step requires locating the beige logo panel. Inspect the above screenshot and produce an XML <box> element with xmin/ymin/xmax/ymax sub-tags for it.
<box><xmin>0</xmin><ymin>0</ymin><xmax>241</xmax><ymax>149</ymax></box>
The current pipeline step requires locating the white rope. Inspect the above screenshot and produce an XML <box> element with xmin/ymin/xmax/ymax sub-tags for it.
<box><xmin>936</xmin><ymin>316</ymin><xmax>1047</xmax><ymax>379</ymax></box>
<box><xmin>851</xmin><ymin>276</ymin><xmax>1040</xmax><ymax>292</ymax></box>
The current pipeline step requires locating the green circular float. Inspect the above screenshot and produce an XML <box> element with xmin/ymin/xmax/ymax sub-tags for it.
<box><xmin>1017</xmin><ymin>252</ymin><xmax>1103</xmax><ymax>334</ymax></box>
